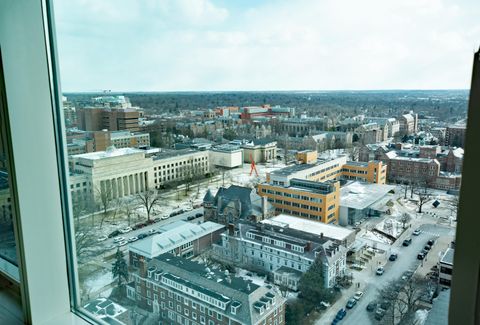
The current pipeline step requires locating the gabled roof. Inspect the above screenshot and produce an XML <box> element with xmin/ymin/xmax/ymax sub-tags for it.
<box><xmin>203</xmin><ymin>189</ymin><xmax>214</xmax><ymax>203</ymax></box>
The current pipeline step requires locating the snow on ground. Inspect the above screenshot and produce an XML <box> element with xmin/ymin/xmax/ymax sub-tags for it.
<box><xmin>361</xmin><ymin>230</ymin><xmax>393</xmax><ymax>245</ymax></box>
<box><xmin>375</xmin><ymin>218</ymin><xmax>404</xmax><ymax>238</ymax></box>
<box><xmin>83</xmin><ymin>269</ymin><xmax>113</xmax><ymax>298</ymax></box>
<box><xmin>236</xmin><ymin>268</ymin><xmax>269</xmax><ymax>287</ymax></box>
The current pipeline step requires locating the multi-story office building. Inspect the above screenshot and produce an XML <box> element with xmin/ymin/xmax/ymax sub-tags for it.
<box><xmin>439</xmin><ymin>247</ymin><xmax>454</xmax><ymax>288</ymax></box>
<box><xmin>129</xmin><ymin>220</ymin><xmax>225</xmax><ymax>266</ymax></box>
<box><xmin>341</xmin><ymin>161</ymin><xmax>387</xmax><ymax>184</ymax></box>
<box><xmin>212</xmin><ymin>221</ymin><xmax>347</xmax><ymax>289</ymax></box>
<box><xmin>355</xmin><ymin>122</ymin><xmax>388</xmax><ymax>144</ymax></box>
<box><xmin>127</xmin><ymin>253</ymin><xmax>286</xmax><ymax>325</ymax></box>
<box><xmin>365</xmin><ymin>117</ymin><xmax>400</xmax><ymax>137</ymax></box>
<box><xmin>258</xmin><ymin>179</ymin><xmax>340</xmax><ymax>224</ymax></box>
<box><xmin>445</xmin><ymin>124</ymin><xmax>467</xmax><ymax>148</ymax></box>
<box><xmin>77</xmin><ymin>107</ymin><xmax>141</xmax><ymax>132</ymax></box>
<box><xmin>152</xmin><ymin>149</ymin><xmax>210</xmax><ymax>189</ymax></box>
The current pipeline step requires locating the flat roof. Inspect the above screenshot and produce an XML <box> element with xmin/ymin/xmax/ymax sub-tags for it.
<box><xmin>440</xmin><ymin>248</ymin><xmax>454</xmax><ymax>265</ymax></box>
<box><xmin>340</xmin><ymin>181</ymin><xmax>395</xmax><ymax>210</ymax></box>
<box><xmin>153</xmin><ymin>148</ymin><xmax>204</xmax><ymax>160</ymax></box>
<box><xmin>261</xmin><ymin>214</ymin><xmax>354</xmax><ymax>241</ymax></box>
<box><xmin>72</xmin><ymin>147</ymin><xmax>144</xmax><ymax>160</ymax></box>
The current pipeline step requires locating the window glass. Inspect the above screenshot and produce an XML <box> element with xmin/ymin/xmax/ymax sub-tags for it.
<box><xmin>51</xmin><ymin>1</ymin><xmax>476</xmax><ymax>324</ymax></box>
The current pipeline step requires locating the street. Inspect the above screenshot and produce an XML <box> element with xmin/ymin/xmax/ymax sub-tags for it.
<box><xmin>318</xmin><ymin>222</ymin><xmax>454</xmax><ymax>325</ymax></box>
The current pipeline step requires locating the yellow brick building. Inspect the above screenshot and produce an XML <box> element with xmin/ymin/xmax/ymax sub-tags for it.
<box><xmin>258</xmin><ymin>179</ymin><xmax>340</xmax><ymax>224</ymax></box>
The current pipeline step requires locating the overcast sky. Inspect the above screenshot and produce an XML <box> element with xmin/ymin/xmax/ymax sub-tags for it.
<box><xmin>53</xmin><ymin>0</ymin><xmax>480</xmax><ymax>92</ymax></box>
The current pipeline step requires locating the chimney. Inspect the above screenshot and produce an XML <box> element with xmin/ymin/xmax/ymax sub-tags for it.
<box><xmin>306</xmin><ymin>242</ymin><xmax>312</xmax><ymax>252</ymax></box>
<box><xmin>320</xmin><ymin>232</ymin><xmax>324</xmax><ymax>240</ymax></box>
<box><xmin>138</xmin><ymin>256</ymin><xmax>147</xmax><ymax>278</ymax></box>
<box><xmin>228</xmin><ymin>224</ymin><xmax>235</xmax><ymax>236</ymax></box>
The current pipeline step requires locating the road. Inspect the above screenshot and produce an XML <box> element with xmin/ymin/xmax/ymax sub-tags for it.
<box><xmin>318</xmin><ymin>223</ymin><xmax>454</xmax><ymax>325</ymax></box>
<box><xmin>94</xmin><ymin>207</ymin><xmax>204</xmax><ymax>253</ymax></box>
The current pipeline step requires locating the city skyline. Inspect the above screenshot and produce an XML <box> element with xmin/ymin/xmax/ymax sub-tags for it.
<box><xmin>54</xmin><ymin>0</ymin><xmax>480</xmax><ymax>92</ymax></box>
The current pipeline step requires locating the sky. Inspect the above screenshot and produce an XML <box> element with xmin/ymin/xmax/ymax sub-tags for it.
<box><xmin>53</xmin><ymin>0</ymin><xmax>480</xmax><ymax>92</ymax></box>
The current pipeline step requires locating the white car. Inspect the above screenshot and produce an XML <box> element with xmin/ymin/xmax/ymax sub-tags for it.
<box><xmin>353</xmin><ymin>291</ymin><xmax>364</xmax><ymax>301</ymax></box>
<box><xmin>119</xmin><ymin>227</ymin><xmax>132</xmax><ymax>234</ymax></box>
<box><xmin>161</xmin><ymin>215</ymin><xmax>169</xmax><ymax>220</ymax></box>
<box><xmin>148</xmin><ymin>228</ymin><xmax>158</xmax><ymax>234</ymax></box>
<box><xmin>376</xmin><ymin>267</ymin><xmax>385</xmax><ymax>276</ymax></box>
<box><xmin>128</xmin><ymin>236</ymin><xmax>138</xmax><ymax>243</ymax></box>
<box><xmin>97</xmin><ymin>235</ymin><xmax>108</xmax><ymax>242</ymax></box>
<box><xmin>117</xmin><ymin>240</ymin><xmax>128</xmax><ymax>247</ymax></box>
<box><xmin>183</xmin><ymin>206</ymin><xmax>193</xmax><ymax>212</ymax></box>
<box><xmin>413</xmin><ymin>229</ymin><xmax>421</xmax><ymax>236</ymax></box>
<box><xmin>113</xmin><ymin>237</ymin><xmax>125</xmax><ymax>243</ymax></box>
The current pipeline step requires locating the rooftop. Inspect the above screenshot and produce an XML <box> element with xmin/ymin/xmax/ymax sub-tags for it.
<box><xmin>440</xmin><ymin>248</ymin><xmax>455</xmax><ymax>265</ymax></box>
<box><xmin>340</xmin><ymin>181</ymin><xmax>395</xmax><ymax>210</ymax></box>
<box><xmin>261</xmin><ymin>214</ymin><xmax>354</xmax><ymax>242</ymax></box>
<box><xmin>129</xmin><ymin>220</ymin><xmax>224</xmax><ymax>258</ymax></box>
<box><xmin>153</xmin><ymin>148</ymin><xmax>203</xmax><ymax>161</ymax></box>
<box><xmin>72</xmin><ymin>147</ymin><xmax>144</xmax><ymax>160</ymax></box>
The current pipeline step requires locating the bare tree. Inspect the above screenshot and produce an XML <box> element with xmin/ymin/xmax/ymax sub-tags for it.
<box><xmin>121</xmin><ymin>199</ymin><xmax>138</xmax><ymax>226</ymax></box>
<box><xmin>377</xmin><ymin>276</ymin><xmax>433</xmax><ymax>324</ymax></box>
<box><xmin>137</xmin><ymin>190</ymin><xmax>161</xmax><ymax>222</ymax></box>
<box><xmin>345</xmin><ymin>143</ymin><xmax>360</xmax><ymax>161</ymax></box>
<box><xmin>415</xmin><ymin>185</ymin><xmax>432</xmax><ymax>213</ymax></box>
<box><xmin>95</xmin><ymin>185</ymin><xmax>119</xmax><ymax>228</ymax></box>
<box><xmin>400</xmin><ymin>213</ymin><xmax>411</xmax><ymax>229</ymax></box>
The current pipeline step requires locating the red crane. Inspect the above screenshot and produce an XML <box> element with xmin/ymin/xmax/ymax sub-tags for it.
<box><xmin>249</xmin><ymin>153</ymin><xmax>259</xmax><ymax>177</ymax></box>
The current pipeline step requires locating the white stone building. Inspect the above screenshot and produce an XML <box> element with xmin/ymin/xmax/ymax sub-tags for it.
<box><xmin>209</xmin><ymin>145</ymin><xmax>243</xmax><ymax>168</ymax></box>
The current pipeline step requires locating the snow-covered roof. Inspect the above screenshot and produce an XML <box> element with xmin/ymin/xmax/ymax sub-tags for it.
<box><xmin>72</xmin><ymin>147</ymin><xmax>144</xmax><ymax>160</ymax></box>
<box><xmin>340</xmin><ymin>181</ymin><xmax>395</xmax><ymax>210</ymax></box>
<box><xmin>261</xmin><ymin>214</ymin><xmax>354</xmax><ymax>242</ymax></box>
<box><xmin>129</xmin><ymin>220</ymin><xmax>224</xmax><ymax>259</ymax></box>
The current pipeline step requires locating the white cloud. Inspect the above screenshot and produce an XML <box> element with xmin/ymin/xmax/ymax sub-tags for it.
<box><xmin>54</xmin><ymin>0</ymin><xmax>480</xmax><ymax>91</ymax></box>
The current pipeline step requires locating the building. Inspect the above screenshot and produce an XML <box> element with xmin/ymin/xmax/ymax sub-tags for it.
<box><xmin>339</xmin><ymin>181</ymin><xmax>395</xmax><ymax>226</ymax></box>
<box><xmin>209</xmin><ymin>145</ymin><xmax>243</xmax><ymax>168</ymax></box>
<box><xmin>258</xmin><ymin>178</ymin><xmax>340</xmax><ymax>224</ymax></box>
<box><xmin>439</xmin><ymin>247</ymin><xmax>454</xmax><ymax>288</ymax></box>
<box><xmin>261</xmin><ymin>214</ymin><xmax>356</xmax><ymax>248</ymax></box>
<box><xmin>70</xmin><ymin>147</ymin><xmax>152</xmax><ymax>203</ymax></box>
<box><xmin>308</xmin><ymin>131</ymin><xmax>354</xmax><ymax>149</ymax></box>
<box><xmin>129</xmin><ymin>220</ymin><xmax>225</xmax><ymax>266</ymax></box>
<box><xmin>240</xmin><ymin>105</ymin><xmax>295</xmax><ymax>120</ymax></box>
<box><xmin>355</xmin><ymin>122</ymin><xmax>388</xmax><ymax>144</ymax></box>
<box><xmin>398</xmin><ymin>113</ymin><xmax>418</xmax><ymax>135</ymax></box>
<box><xmin>445</xmin><ymin>125</ymin><xmax>467</xmax><ymax>148</ymax></box>
<box><xmin>240</xmin><ymin>139</ymin><xmax>277</xmax><ymax>163</ymax></box>
<box><xmin>296</xmin><ymin>150</ymin><xmax>318</xmax><ymax>164</ymax></box>
<box><xmin>277</xmin><ymin>117</ymin><xmax>331</xmax><ymax>137</ymax></box>
<box><xmin>365</xmin><ymin>117</ymin><xmax>400</xmax><ymax>137</ymax></box>
<box><xmin>77</xmin><ymin>107</ymin><xmax>141</xmax><ymax>132</ymax></box>
<box><xmin>212</xmin><ymin>221</ymin><xmax>347</xmax><ymax>289</ymax></box>
<box><xmin>204</xmin><ymin>185</ymin><xmax>275</xmax><ymax>225</ymax></box>
<box><xmin>69</xmin><ymin>147</ymin><xmax>212</xmax><ymax>203</ymax></box>
<box><xmin>127</xmin><ymin>253</ymin><xmax>286</xmax><ymax>325</ymax></box>
<box><xmin>341</xmin><ymin>160</ymin><xmax>387</xmax><ymax>184</ymax></box>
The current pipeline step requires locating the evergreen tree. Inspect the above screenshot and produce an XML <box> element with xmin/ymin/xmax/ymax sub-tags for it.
<box><xmin>112</xmin><ymin>248</ymin><xmax>129</xmax><ymax>287</ymax></box>
<box><xmin>298</xmin><ymin>256</ymin><xmax>336</xmax><ymax>306</ymax></box>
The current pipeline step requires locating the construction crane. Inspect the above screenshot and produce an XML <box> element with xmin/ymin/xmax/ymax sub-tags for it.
<box><xmin>249</xmin><ymin>153</ymin><xmax>259</xmax><ymax>177</ymax></box>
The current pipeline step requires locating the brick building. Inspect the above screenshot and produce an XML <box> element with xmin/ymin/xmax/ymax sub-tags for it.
<box><xmin>127</xmin><ymin>253</ymin><xmax>286</xmax><ymax>325</ymax></box>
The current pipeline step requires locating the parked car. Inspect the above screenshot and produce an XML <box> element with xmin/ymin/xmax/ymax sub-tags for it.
<box><xmin>97</xmin><ymin>235</ymin><xmax>108</xmax><ymax>242</ymax></box>
<box><xmin>119</xmin><ymin>226</ymin><xmax>132</xmax><ymax>234</ymax></box>
<box><xmin>402</xmin><ymin>238</ymin><xmax>412</xmax><ymax>246</ymax></box>
<box><xmin>335</xmin><ymin>308</ymin><xmax>347</xmax><ymax>320</ymax></box>
<box><xmin>128</xmin><ymin>236</ymin><xmax>138</xmax><ymax>243</ymax></box>
<box><xmin>424</xmin><ymin>245</ymin><xmax>431</xmax><ymax>251</ymax></box>
<box><xmin>402</xmin><ymin>270</ymin><xmax>414</xmax><ymax>281</ymax></box>
<box><xmin>389</xmin><ymin>253</ymin><xmax>398</xmax><ymax>261</ymax></box>
<box><xmin>375</xmin><ymin>308</ymin><xmax>386</xmax><ymax>320</ymax></box>
<box><xmin>195</xmin><ymin>213</ymin><xmax>203</xmax><ymax>218</ymax></box>
<box><xmin>137</xmin><ymin>233</ymin><xmax>149</xmax><ymax>239</ymax></box>
<box><xmin>376</xmin><ymin>266</ymin><xmax>385</xmax><ymax>275</ymax></box>
<box><xmin>428</xmin><ymin>239</ymin><xmax>435</xmax><ymax>246</ymax></box>
<box><xmin>148</xmin><ymin>228</ymin><xmax>158</xmax><ymax>234</ymax></box>
<box><xmin>108</xmin><ymin>230</ymin><xmax>121</xmax><ymax>238</ymax></box>
<box><xmin>183</xmin><ymin>206</ymin><xmax>193</xmax><ymax>212</ymax></box>
<box><xmin>187</xmin><ymin>216</ymin><xmax>195</xmax><ymax>221</ymax></box>
<box><xmin>117</xmin><ymin>240</ymin><xmax>128</xmax><ymax>247</ymax></box>
<box><xmin>417</xmin><ymin>252</ymin><xmax>426</xmax><ymax>260</ymax></box>
<box><xmin>161</xmin><ymin>215</ymin><xmax>169</xmax><ymax>220</ymax></box>
<box><xmin>346</xmin><ymin>298</ymin><xmax>357</xmax><ymax>309</ymax></box>
<box><xmin>353</xmin><ymin>291</ymin><xmax>364</xmax><ymax>301</ymax></box>
<box><xmin>320</xmin><ymin>301</ymin><xmax>331</xmax><ymax>308</ymax></box>
<box><xmin>366</xmin><ymin>302</ymin><xmax>377</xmax><ymax>312</ymax></box>
<box><xmin>380</xmin><ymin>300</ymin><xmax>391</xmax><ymax>310</ymax></box>
<box><xmin>152</xmin><ymin>217</ymin><xmax>161</xmax><ymax>223</ymax></box>
<box><xmin>413</xmin><ymin>229</ymin><xmax>421</xmax><ymax>236</ymax></box>
<box><xmin>113</xmin><ymin>237</ymin><xmax>125</xmax><ymax>243</ymax></box>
